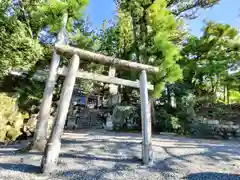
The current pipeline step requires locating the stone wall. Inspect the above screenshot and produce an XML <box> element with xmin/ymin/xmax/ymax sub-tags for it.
<box><xmin>190</xmin><ymin>117</ymin><xmax>240</xmax><ymax>140</ymax></box>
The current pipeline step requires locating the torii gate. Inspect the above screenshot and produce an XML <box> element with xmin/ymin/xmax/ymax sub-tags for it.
<box><xmin>40</xmin><ymin>45</ymin><xmax>158</xmax><ymax>173</ymax></box>
<box><xmin>38</xmin><ymin>19</ymin><xmax>159</xmax><ymax>174</ymax></box>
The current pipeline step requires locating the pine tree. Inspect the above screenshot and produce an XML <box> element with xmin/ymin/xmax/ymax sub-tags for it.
<box><xmin>116</xmin><ymin>0</ymin><xmax>184</xmax><ymax>97</ymax></box>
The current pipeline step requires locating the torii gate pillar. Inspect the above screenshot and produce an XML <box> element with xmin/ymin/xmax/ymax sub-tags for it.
<box><xmin>140</xmin><ymin>70</ymin><xmax>153</xmax><ymax>164</ymax></box>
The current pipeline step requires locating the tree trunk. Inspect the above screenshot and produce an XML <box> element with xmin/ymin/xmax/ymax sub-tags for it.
<box><xmin>139</xmin><ymin>12</ymin><xmax>148</xmax><ymax>64</ymax></box>
<box><xmin>227</xmin><ymin>84</ymin><xmax>230</xmax><ymax>104</ymax></box>
<box><xmin>212</xmin><ymin>76</ymin><xmax>219</xmax><ymax>103</ymax></box>
<box><xmin>31</xmin><ymin>12</ymin><xmax>68</xmax><ymax>151</ymax></box>
<box><xmin>166</xmin><ymin>84</ymin><xmax>171</xmax><ymax>105</ymax></box>
<box><xmin>209</xmin><ymin>76</ymin><xmax>216</xmax><ymax>104</ymax></box>
<box><xmin>150</xmin><ymin>98</ymin><xmax>156</xmax><ymax>131</ymax></box>
<box><xmin>131</xmin><ymin>10</ymin><xmax>140</xmax><ymax>63</ymax></box>
<box><xmin>224</xmin><ymin>84</ymin><xmax>226</xmax><ymax>103</ymax></box>
<box><xmin>41</xmin><ymin>54</ymin><xmax>80</xmax><ymax>174</ymax></box>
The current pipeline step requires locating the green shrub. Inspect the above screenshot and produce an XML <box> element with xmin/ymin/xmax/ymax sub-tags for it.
<box><xmin>154</xmin><ymin>93</ymin><xmax>196</xmax><ymax>134</ymax></box>
<box><xmin>170</xmin><ymin>116</ymin><xmax>181</xmax><ymax>131</ymax></box>
<box><xmin>0</xmin><ymin>93</ymin><xmax>27</xmax><ymax>142</ymax></box>
<box><xmin>154</xmin><ymin>108</ymin><xmax>171</xmax><ymax>132</ymax></box>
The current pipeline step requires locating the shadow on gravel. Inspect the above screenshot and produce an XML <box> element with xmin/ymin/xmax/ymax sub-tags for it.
<box><xmin>61</xmin><ymin>131</ymin><xmax>240</xmax><ymax>175</ymax></box>
<box><xmin>0</xmin><ymin>163</ymin><xmax>41</xmax><ymax>174</ymax></box>
<box><xmin>0</xmin><ymin>150</ymin><xmax>42</xmax><ymax>157</ymax></box>
<box><xmin>184</xmin><ymin>172</ymin><xmax>240</xmax><ymax>180</ymax></box>
<box><xmin>56</xmin><ymin>163</ymin><xmax>133</xmax><ymax>180</ymax></box>
<box><xmin>61</xmin><ymin>137</ymin><xmax>142</xmax><ymax>163</ymax></box>
<box><xmin>62</xmin><ymin>138</ymin><xmax>141</xmax><ymax>145</ymax></box>
<box><xmin>160</xmin><ymin>144</ymin><xmax>240</xmax><ymax>164</ymax></box>
<box><xmin>61</xmin><ymin>139</ymin><xmax>86</xmax><ymax>145</ymax></box>
<box><xmin>146</xmin><ymin>140</ymin><xmax>239</xmax><ymax>173</ymax></box>
<box><xmin>60</xmin><ymin>152</ymin><xmax>142</xmax><ymax>164</ymax></box>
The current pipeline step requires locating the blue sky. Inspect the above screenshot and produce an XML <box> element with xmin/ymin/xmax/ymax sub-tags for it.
<box><xmin>85</xmin><ymin>0</ymin><xmax>240</xmax><ymax>36</ymax></box>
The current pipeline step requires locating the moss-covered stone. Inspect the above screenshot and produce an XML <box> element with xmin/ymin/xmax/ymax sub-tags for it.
<box><xmin>111</xmin><ymin>106</ymin><xmax>139</xmax><ymax>130</ymax></box>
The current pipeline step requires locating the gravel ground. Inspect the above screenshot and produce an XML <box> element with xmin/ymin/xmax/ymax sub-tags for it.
<box><xmin>0</xmin><ymin>130</ymin><xmax>240</xmax><ymax>180</ymax></box>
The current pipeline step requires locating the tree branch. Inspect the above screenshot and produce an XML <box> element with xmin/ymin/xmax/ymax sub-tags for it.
<box><xmin>166</xmin><ymin>0</ymin><xmax>181</xmax><ymax>7</ymax></box>
<box><xmin>171</xmin><ymin>2</ymin><xmax>199</xmax><ymax>17</ymax></box>
<box><xmin>170</xmin><ymin>0</ymin><xmax>219</xmax><ymax>18</ymax></box>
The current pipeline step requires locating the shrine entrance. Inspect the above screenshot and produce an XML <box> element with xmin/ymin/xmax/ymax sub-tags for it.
<box><xmin>65</xmin><ymin>89</ymin><xmax>106</xmax><ymax>130</ymax></box>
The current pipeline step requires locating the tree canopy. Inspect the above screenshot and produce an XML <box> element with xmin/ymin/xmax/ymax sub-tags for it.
<box><xmin>180</xmin><ymin>21</ymin><xmax>240</xmax><ymax>102</ymax></box>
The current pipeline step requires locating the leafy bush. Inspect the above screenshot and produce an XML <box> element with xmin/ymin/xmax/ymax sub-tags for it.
<box><xmin>229</xmin><ymin>90</ymin><xmax>240</xmax><ymax>103</ymax></box>
<box><xmin>16</xmin><ymin>79</ymin><xmax>45</xmax><ymax>113</ymax></box>
<box><xmin>178</xmin><ymin>93</ymin><xmax>196</xmax><ymax>118</ymax></box>
<box><xmin>154</xmin><ymin>108</ymin><xmax>171</xmax><ymax>132</ymax></box>
<box><xmin>170</xmin><ymin>116</ymin><xmax>181</xmax><ymax>131</ymax></box>
<box><xmin>154</xmin><ymin>106</ymin><xmax>181</xmax><ymax>133</ymax></box>
<box><xmin>0</xmin><ymin>93</ymin><xmax>28</xmax><ymax>142</ymax></box>
<box><xmin>0</xmin><ymin>19</ymin><xmax>43</xmax><ymax>76</ymax></box>
<box><xmin>154</xmin><ymin>92</ymin><xmax>196</xmax><ymax>134</ymax></box>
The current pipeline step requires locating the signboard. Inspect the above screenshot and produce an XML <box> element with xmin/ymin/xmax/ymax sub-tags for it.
<box><xmin>79</xmin><ymin>96</ymin><xmax>86</xmax><ymax>105</ymax></box>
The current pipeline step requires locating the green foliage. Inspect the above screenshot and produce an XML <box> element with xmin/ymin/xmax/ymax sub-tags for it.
<box><xmin>0</xmin><ymin>93</ymin><xmax>27</xmax><ymax>142</ymax></box>
<box><xmin>229</xmin><ymin>90</ymin><xmax>240</xmax><ymax>103</ymax></box>
<box><xmin>16</xmin><ymin>80</ymin><xmax>45</xmax><ymax>112</ymax></box>
<box><xmin>33</xmin><ymin>0</ymin><xmax>88</xmax><ymax>33</ymax></box>
<box><xmin>102</xmin><ymin>0</ymin><xmax>185</xmax><ymax>98</ymax></box>
<box><xmin>180</xmin><ymin>22</ymin><xmax>240</xmax><ymax>102</ymax></box>
<box><xmin>154</xmin><ymin>107</ymin><xmax>183</xmax><ymax>133</ymax></box>
<box><xmin>170</xmin><ymin>116</ymin><xmax>181</xmax><ymax>130</ymax></box>
<box><xmin>0</xmin><ymin>19</ymin><xmax>43</xmax><ymax>76</ymax></box>
<box><xmin>0</xmin><ymin>0</ymin><xmax>91</xmax><ymax>112</ymax></box>
<box><xmin>147</xmin><ymin>0</ymin><xmax>183</xmax><ymax>97</ymax></box>
<box><xmin>154</xmin><ymin>92</ymin><xmax>197</xmax><ymax>134</ymax></box>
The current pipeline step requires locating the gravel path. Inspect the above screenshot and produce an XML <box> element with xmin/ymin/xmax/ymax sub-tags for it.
<box><xmin>0</xmin><ymin>130</ymin><xmax>240</xmax><ymax>180</ymax></box>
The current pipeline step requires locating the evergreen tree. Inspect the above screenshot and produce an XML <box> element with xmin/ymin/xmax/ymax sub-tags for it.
<box><xmin>108</xmin><ymin>0</ymin><xmax>185</xmax><ymax>97</ymax></box>
<box><xmin>180</xmin><ymin>21</ymin><xmax>240</xmax><ymax>102</ymax></box>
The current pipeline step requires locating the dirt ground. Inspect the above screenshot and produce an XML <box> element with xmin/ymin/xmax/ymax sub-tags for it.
<box><xmin>0</xmin><ymin>130</ymin><xmax>240</xmax><ymax>180</ymax></box>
